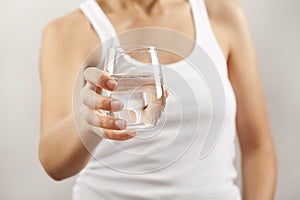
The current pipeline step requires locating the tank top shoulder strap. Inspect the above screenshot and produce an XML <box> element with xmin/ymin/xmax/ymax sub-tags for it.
<box><xmin>80</xmin><ymin>0</ymin><xmax>120</xmax><ymax>68</ymax></box>
<box><xmin>189</xmin><ymin>0</ymin><xmax>227</xmax><ymax>67</ymax></box>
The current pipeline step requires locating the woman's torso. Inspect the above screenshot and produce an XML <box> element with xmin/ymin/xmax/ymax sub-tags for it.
<box><xmin>71</xmin><ymin>0</ymin><xmax>241</xmax><ymax>199</ymax></box>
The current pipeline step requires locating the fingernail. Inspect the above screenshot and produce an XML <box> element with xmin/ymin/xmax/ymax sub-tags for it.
<box><xmin>115</xmin><ymin>119</ymin><xmax>127</xmax><ymax>129</ymax></box>
<box><xmin>111</xmin><ymin>100</ymin><xmax>123</xmax><ymax>111</ymax></box>
<box><xmin>106</xmin><ymin>80</ymin><xmax>117</xmax><ymax>90</ymax></box>
<box><xmin>127</xmin><ymin>130</ymin><xmax>137</xmax><ymax>136</ymax></box>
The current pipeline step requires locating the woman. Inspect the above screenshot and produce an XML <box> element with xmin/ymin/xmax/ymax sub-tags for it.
<box><xmin>39</xmin><ymin>0</ymin><xmax>277</xmax><ymax>199</ymax></box>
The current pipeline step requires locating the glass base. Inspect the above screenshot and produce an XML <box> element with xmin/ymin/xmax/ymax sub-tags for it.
<box><xmin>126</xmin><ymin>123</ymin><xmax>155</xmax><ymax>130</ymax></box>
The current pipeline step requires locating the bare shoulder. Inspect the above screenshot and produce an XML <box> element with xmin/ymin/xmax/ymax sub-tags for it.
<box><xmin>43</xmin><ymin>9</ymin><xmax>97</xmax><ymax>43</ymax></box>
<box><xmin>205</xmin><ymin>0</ymin><xmax>248</xmax><ymax>28</ymax></box>
<box><xmin>40</xmin><ymin>9</ymin><xmax>99</xmax><ymax>70</ymax></box>
<box><xmin>205</xmin><ymin>0</ymin><xmax>253</xmax><ymax>58</ymax></box>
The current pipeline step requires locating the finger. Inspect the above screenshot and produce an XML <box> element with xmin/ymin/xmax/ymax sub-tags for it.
<box><xmin>103</xmin><ymin>129</ymin><xmax>137</xmax><ymax>141</ymax></box>
<box><xmin>90</xmin><ymin>83</ymin><xmax>102</xmax><ymax>94</ymax></box>
<box><xmin>89</xmin><ymin>126</ymin><xmax>137</xmax><ymax>141</ymax></box>
<box><xmin>165</xmin><ymin>89</ymin><xmax>169</xmax><ymax>98</ymax></box>
<box><xmin>81</xmin><ymin>87</ymin><xmax>123</xmax><ymax>111</ymax></box>
<box><xmin>80</xmin><ymin>107</ymin><xmax>127</xmax><ymax>130</ymax></box>
<box><xmin>84</xmin><ymin>67</ymin><xmax>117</xmax><ymax>91</ymax></box>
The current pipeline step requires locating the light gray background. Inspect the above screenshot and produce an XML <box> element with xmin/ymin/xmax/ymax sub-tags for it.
<box><xmin>0</xmin><ymin>0</ymin><xmax>299</xmax><ymax>199</ymax></box>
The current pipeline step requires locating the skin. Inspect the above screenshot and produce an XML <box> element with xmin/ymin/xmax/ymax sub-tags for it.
<box><xmin>39</xmin><ymin>0</ymin><xmax>277</xmax><ymax>199</ymax></box>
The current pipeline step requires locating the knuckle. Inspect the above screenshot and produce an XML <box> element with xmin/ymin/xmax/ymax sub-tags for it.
<box><xmin>118</xmin><ymin>133</ymin><xmax>131</xmax><ymax>141</ymax></box>
<box><xmin>96</xmin><ymin>98</ymin><xmax>105</xmax><ymax>109</ymax></box>
<box><xmin>79</xmin><ymin>107</ymin><xmax>85</xmax><ymax>118</ymax></box>
<box><xmin>98</xmin><ymin>116</ymin><xmax>106</xmax><ymax>127</ymax></box>
<box><xmin>98</xmin><ymin>116</ymin><xmax>113</xmax><ymax>129</ymax></box>
<box><xmin>82</xmin><ymin>93</ymin><xmax>91</xmax><ymax>107</ymax></box>
<box><xmin>96</xmin><ymin>97</ymin><xmax>111</xmax><ymax>110</ymax></box>
<box><xmin>103</xmin><ymin>129</ymin><xmax>113</xmax><ymax>139</ymax></box>
<box><xmin>102</xmin><ymin>131</ymin><xmax>109</xmax><ymax>139</ymax></box>
<box><xmin>98</xmin><ymin>74</ymin><xmax>107</xmax><ymax>87</ymax></box>
<box><xmin>80</xmin><ymin>86</ymin><xmax>88</xmax><ymax>99</ymax></box>
<box><xmin>95</xmin><ymin>128</ymin><xmax>105</xmax><ymax>138</ymax></box>
<box><xmin>79</xmin><ymin>106</ymin><xmax>90</xmax><ymax>121</ymax></box>
<box><xmin>86</xmin><ymin>111</ymin><xmax>95</xmax><ymax>124</ymax></box>
<box><xmin>102</xmin><ymin>130</ymin><xmax>133</xmax><ymax>141</ymax></box>
<box><xmin>79</xmin><ymin>89</ymin><xmax>85</xmax><ymax>98</ymax></box>
<box><xmin>81</xmin><ymin>92</ymin><xmax>88</xmax><ymax>104</ymax></box>
<box><xmin>107</xmin><ymin>117</ymin><xmax>115</xmax><ymax>127</ymax></box>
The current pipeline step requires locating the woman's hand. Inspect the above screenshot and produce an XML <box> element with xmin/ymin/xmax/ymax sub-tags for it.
<box><xmin>79</xmin><ymin>67</ymin><xmax>137</xmax><ymax>140</ymax></box>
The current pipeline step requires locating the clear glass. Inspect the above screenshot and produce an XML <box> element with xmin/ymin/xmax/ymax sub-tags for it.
<box><xmin>103</xmin><ymin>45</ymin><xmax>166</xmax><ymax>130</ymax></box>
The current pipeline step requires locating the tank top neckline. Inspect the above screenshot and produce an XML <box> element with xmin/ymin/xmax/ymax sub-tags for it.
<box><xmin>86</xmin><ymin>0</ymin><xmax>204</xmax><ymax>67</ymax></box>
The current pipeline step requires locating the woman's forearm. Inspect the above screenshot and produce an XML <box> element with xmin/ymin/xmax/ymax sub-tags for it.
<box><xmin>241</xmin><ymin>144</ymin><xmax>277</xmax><ymax>200</ymax></box>
<box><xmin>38</xmin><ymin>114</ymin><xmax>102</xmax><ymax>180</ymax></box>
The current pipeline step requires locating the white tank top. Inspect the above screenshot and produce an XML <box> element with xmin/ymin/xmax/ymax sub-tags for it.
<box><xmin>74</xmin><ymin>0</ymin><xmax>241</xmax><ymax>199</ymax></box>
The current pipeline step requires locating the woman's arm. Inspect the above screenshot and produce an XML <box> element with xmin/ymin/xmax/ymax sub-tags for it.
<box><xmin>39</xmin><ymin>14</ymin><xmax>100</xmax><ymax>180</ymax></box>
<box><xmin>225</xmin><ymin>1</ymin><xmax>277</xmax><ymax>199</ymax></box>
<box><xmin>39</xmin><ymin>12</ymin><xmax>134</xmax><ymax>180</ymax></box>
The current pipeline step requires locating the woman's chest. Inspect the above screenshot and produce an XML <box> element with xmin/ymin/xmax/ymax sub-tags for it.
<box><xmin>102</xmin><ymin>5</ymin><xmax>229</xmax><ymax>62</ymax></box>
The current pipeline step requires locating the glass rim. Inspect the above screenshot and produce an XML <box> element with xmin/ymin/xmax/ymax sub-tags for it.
<box><xmin>113</xmin><ymin>45</ymin><xmax>158</xmax><ymax>54</ymax></box>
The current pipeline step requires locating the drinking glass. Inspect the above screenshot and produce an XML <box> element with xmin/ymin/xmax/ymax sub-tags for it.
<box><xmin>103</xmin><ymin>45</ymin><xmax>166</xmax><ymax>130</ymax></box>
